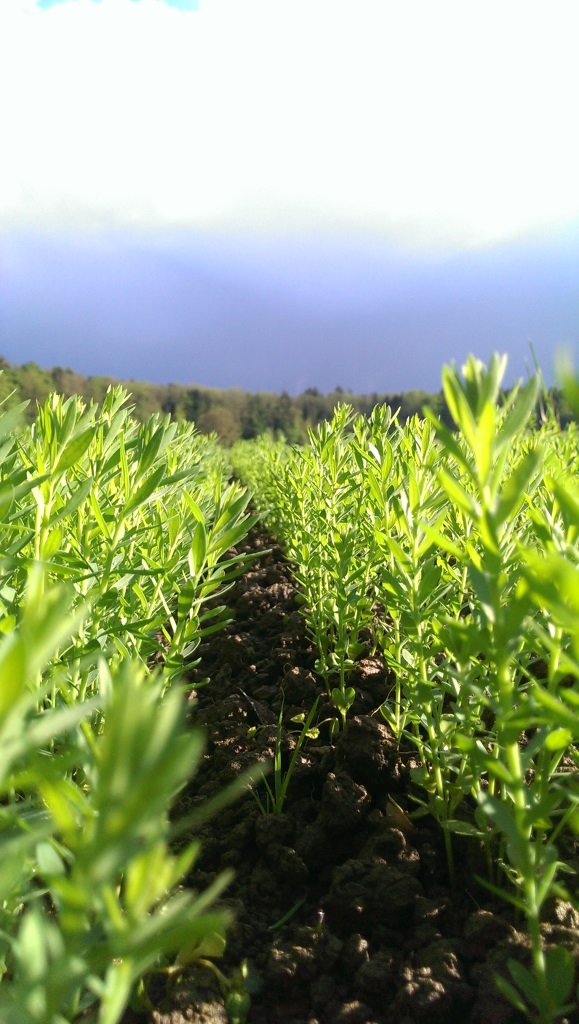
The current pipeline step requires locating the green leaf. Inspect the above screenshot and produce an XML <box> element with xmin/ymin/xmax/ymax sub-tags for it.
<box><xmin>0</xmin><ymin>485</ymin><xmax>13</xmax><ymax>521</ymax></box>
<box><xmin>477</xmin><ymin>792</ymin><xmax>523</xmax><ymax>856</ymax></box>
<box><xmin>495</xmin><ymin>449</ymin><xmax>541</xmax><ymax>528</ymax></box>
<box><xmin>208</xmin><ymin>519</ymin><xmax>253</xmax><ymax>558</ymax></box>
<box><xmin>97</xmin><ymin>959</ymin><xmax>134</xmax><ymax>1024</ymax></box>
<box><xmin>330</xmin><ymin>687</ymin><xmax>356</xmax><ymax>712</ymax></box>
<box><xmin>443</xmin><ymin>819</ymin><xmax>484</xmax><ymax>837</ymax></box>
<box><xmin>442</xmin><ymin>363</ymin><xmax>476</xmax><ymax>442</ymax></box>
<box><xmin>0</xmin><ymin>474</ymin><xmax>51</xmax><ymax>523</ymax></box>
<box><xmin>123</xmin><ymin>464</ymin><xmax>165</xmax><ymax>518</ymax></box>
<box><xmin>137</xmin><ymin>424</ymin><xmax>166</xmax><ymax>477</ymax></box>
<box><xmin>544</xmin><ymin>727</ymin><xmax>573</xmax><ymax>752</ymax></box>
<box><xmin>476</xmin><ymin>874</ymin><xmax>528</xmax><ymax>913</ymax></box>
<box><xmin>15</xmin><ymin>908</ymin><xmax>53</xmax><ymax>981</ymax></box>
<box><xmin>35</xmin><ymin>840</ymin><xmax>66</xmax><ymax>878</ymax></box>
<box><xmin>40</xmin><ymin>526</ymin><xmax>63</xmax><ymax>560</ymax></box>
<box><xmin>0</xmin><ymin>400</ymin><xmax>29</xmax><ymax>441</ymax></box>
<box><xmin>438</xmin><ymin>468</ymin><xmax>480</xmax><ymax>520</ymax></box>
<box><xmin>493</xmin><ymin>973</ymin><xmax>528</xmax><ymax>1014</ymax></box>
<box><xmin>507</xmin><ymin>959</ymin><xmax>539</xmax><ymax>1006</ymax></box>
<box><xmin>0</xmin><ymin>634</ymin><xmax>27</xmax><ymax>717</ymax></box>
<box><xmin>423</xmin><ymin>407</ymin><xmax>473</xmax><ymax>477</ymax></box>
<box><xmin>550</xmin><ymin>476</ymin><xmax>579</xmax><ymax>531</ymax></box>
<box><xmin>89</xmin><ymin>490</ymin><xmax>113</xmax><ymax>540</ymax></box>
<box><xmin>532</xmin><ymin>686</ymin><xmax>579</xmax><ymax>734</ymax></box>
<box><xmin>496</xmin><ymin>376</ymin><xmax>540</xmax><ymax>453</ymax></box>
<box><xmin>545</xmin><ymin>944</ymin><xmax>575</xmax><ymax>1005</ymax></box>
<box><xmin>535</xmin><ymin>848</ymin><xmax>561</xmax><ymax>907</ymax></box>
<box><xmin>189</xmin><ymin>521</ymin><xmax>207</xmax><ymax>578</ymax></box>
<box><xmin>467</xmin><ymin>564</ymin><xmax>496</xmax><ymax>624</ymax></box>
<box><xmin>473</xmin><ymin>400</ymin><xmax>495</xmax><ymax>484</ymax></box>
<box><xmin>182</xmin><ymin>491</ymin><xmax>205</xmax><ymax>523</ymax></box>
<box><xmin>213</xmin><ymin>489</ymin><xmax>249</xmax><ymax>534</ymax></box>
<box><xmin>51</xmin><ymin>478</ymin><xmax>93</xmax><ymax>526</ymax></box>
<box><xmin>55</xmin><ymin>426</ymin><xmax>95</xmax><ymax>473</ymax></box>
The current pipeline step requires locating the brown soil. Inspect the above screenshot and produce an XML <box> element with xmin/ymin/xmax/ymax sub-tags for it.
<box><xmin>123</xmin><ymin>525</ymin><xmax>579</xmax><ymax>1024</ymax></box>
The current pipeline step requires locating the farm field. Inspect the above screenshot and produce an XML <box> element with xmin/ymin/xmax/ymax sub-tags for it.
<box><xmin>133</xmin><ymin>521</ymin><xmax>577</xmax><ymax>1024</ymax></box>
<box><xmin>0</xmin><ymin>355</ymin><xmax>577</xmax><ymax>1024</ymax></box>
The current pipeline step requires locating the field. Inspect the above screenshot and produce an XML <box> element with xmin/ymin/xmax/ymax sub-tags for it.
<box><xmin>0</xmin><ymin>355</ymin><xmax>577</xmax><ymax>1024</ymax></box>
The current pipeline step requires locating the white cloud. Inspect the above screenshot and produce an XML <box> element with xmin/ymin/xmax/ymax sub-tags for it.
<box><xmin>1</xmin><ymin>0</ymin><xmax>578</xmax><ymax>248</ymax></box>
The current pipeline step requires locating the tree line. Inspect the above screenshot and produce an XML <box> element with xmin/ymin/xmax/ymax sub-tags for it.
<box><xmin>0</xmin><ymin>356</ymin><xmax>574</xmax><ymax>444</ymax></box>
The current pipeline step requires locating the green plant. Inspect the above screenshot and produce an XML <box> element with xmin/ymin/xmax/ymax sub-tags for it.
<box><xmin>215</xmin><ymin>357</ymin><xmax>579</xmax><ymax>1022</ymax></box>
<box><xmin>4</xmin><ymin>387</ymin><xmax>256</xmax><ymax>690</ymax></box>
<box><xmin>0</xmin><ymin>576</ymin><xmax>234</xmax><ymax>1023</ymax></box>
<box><xmin>354</xmin><ymin>411</ymin><xmax>470</xmax><ymax>878</ymax></box>
<box><xmin>424</xmin><ymin>355</ymin><xmax>578</xmax><ymax>1024</ymax></box>
<box><xmin>228</xmin><ymin>432</ymin><xmax>295</xmax><ymax>532</ymax></box>
<box><xmin>232</xmin><ymin>413</ymin><xmax>385</xmax><ymax>731</ymax></box>
<box><xmin>0</xmin><ymin>383</ymin><xmax>258</xmax><ymax>1022</ymax></box>
<box><xmin>250</xmin><ymin>695</ymin><xmax>320</xmax><ymax>815</ymax></box>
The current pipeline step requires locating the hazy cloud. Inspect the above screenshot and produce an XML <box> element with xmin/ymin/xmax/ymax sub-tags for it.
<box><xmin>0</xmin><ymin>0</ymin><xmax>578</xmax><ymax>249</ymax></box>
<box><xmin>36</xmin><ymin>0</ymin><xmax>197</xmax><ymax>9</ymax></box>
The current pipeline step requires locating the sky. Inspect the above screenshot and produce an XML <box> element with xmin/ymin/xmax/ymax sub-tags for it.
<box><xmin>0</xmin><ymin>0</ymin><xmax>578</xmax><ymax>395</ymax></box>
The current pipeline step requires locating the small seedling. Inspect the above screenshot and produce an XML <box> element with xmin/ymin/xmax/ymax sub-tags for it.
<box><xmin>250</xmin><ymin>695</ymin><xmax>320</xmax><ymax>815</ymax></box>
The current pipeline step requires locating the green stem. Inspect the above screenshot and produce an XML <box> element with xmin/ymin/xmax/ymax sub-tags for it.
<box><xmin>495</xmin><ymin>651</ymin><xmax>551</xmax><ymax>1019</ymax></box>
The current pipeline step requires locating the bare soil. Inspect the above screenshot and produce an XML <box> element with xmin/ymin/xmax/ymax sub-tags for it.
<box><xmin>123</xmin><ymin>525</ymin><xmax>579</xmax><ymax>1024</ymax></box>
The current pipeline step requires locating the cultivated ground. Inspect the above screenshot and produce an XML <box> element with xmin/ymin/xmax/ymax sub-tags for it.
<box><xmin>123</xmin><ymin>525</ymin><xmax>579</xmax><ymax>1024</ymax></box>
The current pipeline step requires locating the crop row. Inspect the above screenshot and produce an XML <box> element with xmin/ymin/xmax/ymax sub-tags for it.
<box><xmin>1</xmin><ymin>355</ymin><xmax>577</xmax><ymax>1024</ymax></box>
<box><xmin>0</xmin><ymin>386</ymin><xmax>258</xmax><ymax>1023</ymax></box>
<box><xmin>229</xmin><ymin>354</ymin><xmax>579</xmax><ymax>1024</ymax></box>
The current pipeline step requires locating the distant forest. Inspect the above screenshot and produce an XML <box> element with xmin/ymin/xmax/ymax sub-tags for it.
<box><xmin>0</xmin><ymin>356</ymin><xmax>574</xmax><ymax>445</ymax></box>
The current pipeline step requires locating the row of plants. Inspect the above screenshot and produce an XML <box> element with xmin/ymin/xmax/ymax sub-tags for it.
<box><xmin>2</xmin><ymin>356</ymin><xmax>577</xmax><ymax>1023</ymax></box>
<box><xmin>229</xmin><ymin>354</ymin><xmax>579</xmax><ymax>1024</ymax></box>
<box><xmin>0</xmin><ymin>385</ymin><xmax>258</xmax><ymax>1023</ymax></box>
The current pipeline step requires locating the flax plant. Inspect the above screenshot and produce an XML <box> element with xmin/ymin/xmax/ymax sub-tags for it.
<box><xmin>226</xmin><ymin>359</ymin><xmax>578</xmax><ymax>1022</ymax></box>
<box><xmin>233</xmin><ymin>409</ymin><xmax>378</xmax><ymax>729</ymax></box>
<box><xmin>228</xmin><ymin>432</ymin><xmax>295</xmax><ymax>534</ymax></box>
<box><xmin>250</xmin><ymin>695</ymin><xmax>320</xmax><ymax>815</ymax></box>
<box><xmin>0</xmin><ymin>383</ymin><xmax>257</xmax><ymax>1023</ymax></box>
<box><xmin>8</xmin><ymin>388</ymin><xmax>256</xmax><ymax>693</ymax></box>
<box><xmin>0</xmin><ymin>581</ymin><xmax>235</xmax><ymax>1024</ymax></box>
<box><xmin>425</xmin><ymin>355</ymin><xmax>578</xmax><ymax>1024</ymax></box>
<box><xmin>276</xmin><ymin>407</ymin><xmax>379</xmax><ymax>728</ymax></box>
<box><xmin>355</xmin><ymin>412</ymin><xmax>474</xmax><ymax>877</ymax></box>
<box><xmin>344</xmin><ymin>357</ymin><xmax>578</xmax><ymax>1017</ymax></box>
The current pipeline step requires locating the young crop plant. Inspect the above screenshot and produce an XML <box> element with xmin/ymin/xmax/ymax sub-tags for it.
<box><xmin>250</xmin><ymin>694</ymin><xmax>320</xmax><ymax>815</ymax></box>
<box><xmin>6</xmin><ymin>387</ymin><xmax>257</xmax><ymax>693</ymax></box>
<box><xmin>222</xmin><ymin>358</ymin><xmax>578</xmax><ymax>1022</ymax></box>
<box><xmin>0</xmin><ymin>384</ymin><xmax>258</xmax><ymax>1023</ymax></box>
<box><xmin>353</xmin><ymin>409</ymin><xmax>476</xmax><ymax>879</ymax></box>
<box><xmin>269</xmin><ymin>406</ymin><xmax>380</xmax><ymax>730</ymax></box>
<box><xmin>231</xmin><ymin>419</ymin><xmax>391</xmax><ymax>732</ymax></box>
<box><xmin>228</xmin><ymin>432</ymin><xmax>295</xmax><ymax>535</ymax></box>
<box><xmin>0</xmin><ymin>581</ymin><xmax>238</xmax><ymax>1024</ymax></box>
<box><xmin>423</xmin><ymin>354</ymin><xmax>578</xmax><ymax>1024</ymax></box>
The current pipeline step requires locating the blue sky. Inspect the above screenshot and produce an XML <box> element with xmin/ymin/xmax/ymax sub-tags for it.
<box><xmin>0</xmin><ymin>0</ymin><xmax>578</xmax><ymax>394</ymax></box>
